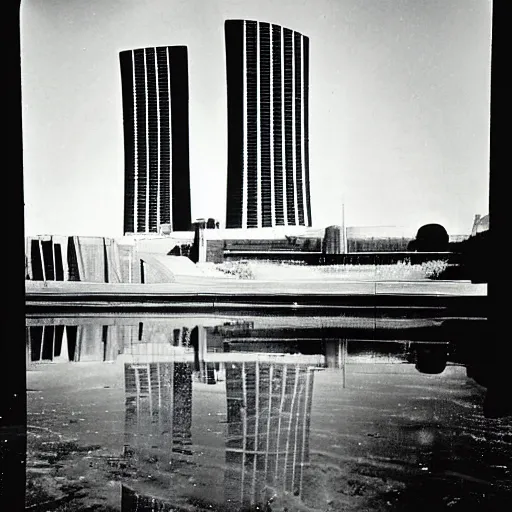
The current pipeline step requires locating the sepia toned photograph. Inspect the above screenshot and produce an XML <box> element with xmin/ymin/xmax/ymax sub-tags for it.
<box><xmin>16</xmin><ymin>0</ymin><xmax>501</xmax><ymax>510</ymax></box>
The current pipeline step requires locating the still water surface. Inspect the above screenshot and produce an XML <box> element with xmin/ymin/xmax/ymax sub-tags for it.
<box><xmin>26</xmin><ymin>316</ymin><xmax>511</xmax><ymax>511</ymax></box>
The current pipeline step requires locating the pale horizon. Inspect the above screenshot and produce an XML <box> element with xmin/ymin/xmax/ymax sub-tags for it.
<box><xmin>21</xmin><ymin>0</ymin><xmax>491</xmax><ymax>238</ymax></box>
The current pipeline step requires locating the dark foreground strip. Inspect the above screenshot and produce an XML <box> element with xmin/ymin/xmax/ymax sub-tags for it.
<box><xmin>25</xmin><ymin>293</ymin><xmax>487</xmax><ymax>320</ymax></box>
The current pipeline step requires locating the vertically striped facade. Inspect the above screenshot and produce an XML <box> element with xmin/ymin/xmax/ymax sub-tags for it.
<box><xmin>120</xmin><ymin>46</ymin><xmax>191</xmax><ymax>234</ymax></box>
<box><xmin>124</xmin><ymin>362</ymin><xmax>193</xmax><ymax>457</ymax></box>
<box><xmin>225</xmin><ymin>20</ymin><xmax>312</xmax><ymax>229</ymax></box>
<box><xmin>224</xmin><ymin>362</ymin><xmax>315</xmax><ymax>506</ymax></box>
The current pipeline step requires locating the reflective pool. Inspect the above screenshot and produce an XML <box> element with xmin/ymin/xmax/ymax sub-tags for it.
<box><xmin>25</xmin><ymin>316</ymin><xmax>511</xmax><ymax>511</ymax></box>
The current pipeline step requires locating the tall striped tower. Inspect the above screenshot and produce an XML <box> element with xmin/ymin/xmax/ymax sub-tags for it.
<box><xmin>225</xmin><ymin>20</ymin><xmax>312</xmax><ymax>229</ymax></box>
<box><xmin>119</xmin><ymin>46</ymin><xmax>192</xmax><ymax>234</ymax></box>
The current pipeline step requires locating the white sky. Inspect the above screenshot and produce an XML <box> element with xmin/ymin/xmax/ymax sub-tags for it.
<box><xmin>21</xmin><ymin>0</ymin><xmax>491</xmax><ymax>237</ymax></box>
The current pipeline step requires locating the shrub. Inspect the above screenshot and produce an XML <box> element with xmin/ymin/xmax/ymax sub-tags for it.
<box><xmin>421</xmin><ymin>260</ymin><xmax>449</xmax><ymax>280</ymax></box>
<box><xmin>217</xmin><ymin>261</ymin><xmax>255</xmax><ymax>280</ymax></box>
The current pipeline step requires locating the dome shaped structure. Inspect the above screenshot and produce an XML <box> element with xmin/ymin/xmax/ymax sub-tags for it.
<box><xmin>410</xmin><ymin>224</ymin><xmax>449</xmax><ymax>252</ymax></box>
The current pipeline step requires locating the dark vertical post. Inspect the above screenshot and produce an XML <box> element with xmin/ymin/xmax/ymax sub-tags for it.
<box><xmin>103</xmin><ymin>238</ymin><xmax>109</xmax><ymax>283</ymax></box>
<box><xmin>54</xmin><ymin>244</ymin><xmax>64</xmax><ymax>281</ymax></box>
<box><xmin>66</xmin><ymin>326</ymin><xmax>78</xmax><ymax>362</ymax></box>
<box><xmin>102</xmin><ymin>325</ymin><xmax>109</xmax><ymax>362</ymax></box>
<box><xmin>140</xmin><ymin>260</ymin><xmax>145</xmax><ymax>284</ymax></box>
<box><xmin>30</xmin><ymin>239</ymin><xmax>44</xmax><ymax>280</ymax></box>
<box><xmin>54</xmin><ymin>325</ymin><xmax>64</xmax><ymax>358</ymax></box>
<box><xmin>29</xmin><ymin>326</ymin><xmax>43</xmax><ymax>362</ymax></box>
<box><xmin>51</xmin><ymin>236</ymin><xmax>56</xmax><ymax>281</ymax></box>
<box><xmin>41</xmin><ymin>240</ymin><xmax>55</xmax><ymax>281</ymax></box>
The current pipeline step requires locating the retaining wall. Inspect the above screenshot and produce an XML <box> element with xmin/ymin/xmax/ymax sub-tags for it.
<box><xmin>25</xmin><ymin>236</ymin><xmax>141</xmax><ymax>283</ymax></box>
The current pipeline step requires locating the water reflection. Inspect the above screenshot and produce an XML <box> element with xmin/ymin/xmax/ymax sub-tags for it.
<box><xmin>25</xmin><ymin>317</ymin><xmax>512</xmax><ymax>511</ymax></box>
<box><xmin>24</xmin><ymin>320</ymin><xmax>488</xmax><ymax>384</ymax></box>
<box><xmin>117</xmin><ymin>325</ymin><xmax>324</xmax><ymax>510</ymax></box>
<box><xmin>25</xmin><ymin>319</ymin><xmax>504</xmax><ymax>407</ymax></box>
<box><xmin>224</xmin><ymin>361</ymin><xmax>315</xmax><ymax>507</ymax></box>
<box><xmin>124</xmin><ymin>362</ymin><xmax>193</xmax><ymax>458</ymax></box>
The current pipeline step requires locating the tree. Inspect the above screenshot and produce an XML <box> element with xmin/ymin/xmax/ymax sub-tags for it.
<box><xmin>411</xmin><ymin>224</ymin><xmax>449</xmax><ymax>252</ymax></box>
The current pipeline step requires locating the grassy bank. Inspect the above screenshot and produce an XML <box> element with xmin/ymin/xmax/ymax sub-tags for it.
<box><xmin>203</xmin><ymin>260</ymin><xmax>450</xmax><ymax>281</ymax></box>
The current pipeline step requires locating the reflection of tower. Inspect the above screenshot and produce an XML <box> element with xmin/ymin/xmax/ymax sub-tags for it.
<box><xmin>124</xmin><ymin>362</ymin><xmax>193</xmax><ymax>460</ymax></box>
<box><xmin>121</xmin><ymin>484</ymin><xmax>177</xmax><ymax>511</ymax></box>
<box><xmin>224</xmin><ymin>362</ymin><xmax>315</xmax><ymax>508</ymax></box>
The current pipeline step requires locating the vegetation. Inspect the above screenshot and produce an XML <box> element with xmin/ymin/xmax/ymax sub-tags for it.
<box><xmin>214</xmin><ymin>260</ymin><xmax>452</xmax><ymax>281</ymax></box>
<box><xmin>420</xmin><ymin>260</ymin><xmax>450</xmax><ymax>280</ymax></box>
<box><xmin>216</xmin><ymin>261</ymin><xmax>255</xmax><ymax>280</ymax></box>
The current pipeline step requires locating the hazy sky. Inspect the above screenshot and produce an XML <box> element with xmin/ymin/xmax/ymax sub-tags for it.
<box><xmin>21</xmin><ymin>0</ymin><xmax>491</xmax><ymax>237</ymax></box>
